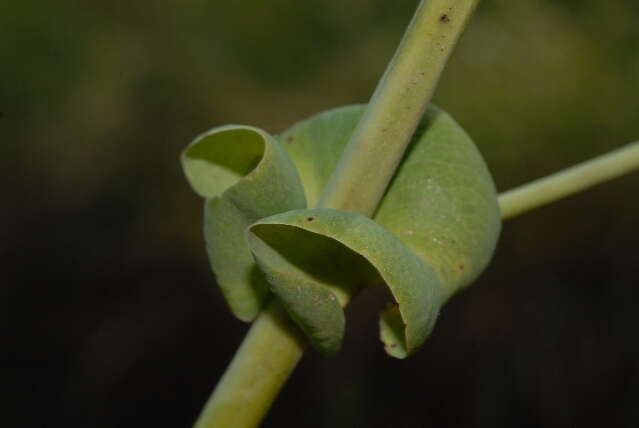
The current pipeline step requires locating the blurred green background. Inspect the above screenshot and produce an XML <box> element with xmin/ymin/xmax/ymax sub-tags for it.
<box><xmin>3</xmin><ymin>0</ymin><xmax>639</xmax><ymax>427</ymax></box>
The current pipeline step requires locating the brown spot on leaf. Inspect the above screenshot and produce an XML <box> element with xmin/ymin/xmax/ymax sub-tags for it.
<box><xmin>439</xmin><ymin>14</ymin><xmax>450</xmax><ymax>23</ymax></box>
<box><xmin>286</xmin><ymin>135</ymin><xmax>294</xmax><ymax>143</ymax></box>
<box><xmin>306</xmin><ymin>216</ymin><xmax>315</xmax><ymax>222</ymax></box>
<box><xmin>458</xmin><ymin>263</ymin><xmax>465</xmax><ymax>273</ymax></box>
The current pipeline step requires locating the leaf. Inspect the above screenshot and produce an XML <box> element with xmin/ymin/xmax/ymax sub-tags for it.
<box><xmin>278</xmin><ymin>106</ymin><xmax>363</xmax><ymax>207</ymax></box>
<box><xmin>374</xmin><ymin>105</ymin><xmax>501</xmax><ymax>299</ymax></box>
<box><xmin>182</xmin><ymin>105</ymin><xmax>501</xmax><ymax>357</ymax></box>
<box><xmin>181</xmin><ymin>125</ymin><xmax>306</xmax><ymax>321</ymax></box>
<box><xmin>247</xmin><ymin>208</ymin><xmax>442</xmax><ymax>357</ymax></box>
<box><xmin>247</xmin><ymin>105</ymin><xmax>501</xmax><ymax>357</ymax></box>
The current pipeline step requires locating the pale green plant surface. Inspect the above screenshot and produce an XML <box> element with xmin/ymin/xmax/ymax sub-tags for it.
<box><xmin>3</xmin><ymin>1</ymin><xmax>639</xmax><ymax>427</ymax></box>
<box><xmin>182</xmin><ymin>104</ymin><xmax>500</xmax><ymax>358</ymax></box>
<box><xmin>179</xmin><ymin>1</ymin><xmax>639</xmax><ymax>427</ymax></box>
<box><xmin>182</xmin><ymin>125</ymin><xmax>306</xmax><ymax>321</ymax></box>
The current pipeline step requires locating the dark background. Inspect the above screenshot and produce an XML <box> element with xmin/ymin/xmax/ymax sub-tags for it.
<box><xmin>3</xmin><ymin>0</ymin><xmax>639</xmax><ymax>427</ymax></box>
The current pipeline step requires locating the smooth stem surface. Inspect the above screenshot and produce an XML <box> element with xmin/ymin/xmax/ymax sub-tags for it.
<box><xmin>499</xmin><ymin>141</ymin><xmax>639</xmax><ymax>219</ymax></box>
<box><xmin>319</xmin><ymin>0</ymin><xmax>480</xmax><ymax>216</ymax></box>
<box><xmin>195</xmin><ymin>1</ymin><xmax>480</xmax><ymax>427</ymax></box>
<box><xmin>193</xmin><ymin>300</ymin><xmax>305</xmax><ymax>428</ymax></box>
<box><xmin>195</xmin><ymin>139</ymin><xmax>639</xmax><ymax>427</ymax></box>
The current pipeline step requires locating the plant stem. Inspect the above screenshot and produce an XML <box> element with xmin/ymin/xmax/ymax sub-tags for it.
<box><xmin>194</xmin><ymin>1</ymin><xmax>480</xmax><ymax>427</ymax></box>
<box><xmin>499</xmin><ymin>141</ymin><xmax>639</xmax><ymax>219</ymax></box>
<box><xmin>193</xmin><ymin>300</ymin><xmax>305</xmax><ymax>428</ymax></box>
<box><xmin>194</xmin><ymin>141</ymin><xmax>639</xmax><ymax>428</ymax></box>
<box><xmin>319</xmin><ymin>0</ymin><xmax>480</xmax><ymax>216</ymax></box>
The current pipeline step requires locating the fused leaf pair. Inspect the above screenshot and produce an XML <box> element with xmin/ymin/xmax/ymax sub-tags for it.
<box><xmin>182</xmin><ymin>105</ymin><xmax>501</xmax><ymax>358</ymax></box>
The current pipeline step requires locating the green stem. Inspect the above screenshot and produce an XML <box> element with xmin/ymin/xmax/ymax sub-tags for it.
<box><xmin>499</xmin><ymin>141</ymin><xmax>639</xmax><ymax>219</ymax></box>
<box><xmin>193</xmin><ymin>300</ymin><xmax>305</xmax><ymax>428</ymax></box>
<box><xmin>195</xmin><ymin>140</ymin><xmax>639</xmax><ymax>428</ymax></box>
<box><xmin>194</xmin><ymin>1</ymin><xmax>480</xmax><ymax>427</ymax></box>
<box><xmin>319</xmin><ymin>0</ymin><xmax>480</xmax><ymax>215</ymax></box>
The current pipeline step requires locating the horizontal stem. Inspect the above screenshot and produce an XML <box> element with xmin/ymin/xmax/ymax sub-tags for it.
<box><xmin>194</xmin><ymin>140</ymin><xmax>639</xmax><ymax>427</ymax></box>
<box><xmin>499</xmin><ymin>141</ymin><xmax>639</xmax><ymax>219</ymax></box>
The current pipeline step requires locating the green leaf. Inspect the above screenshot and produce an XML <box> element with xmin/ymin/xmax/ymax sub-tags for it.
<box><xmin>374</xmin><ymin>105</ymin><xmax>501</xmax><ymax>299</ymax></box>
<box><xmin>247</xmin><ymin>208</ymin><xmax>442</xmax><ymax>357</ymax></box>
<box><xmin>182</xmin><ymin>105</ymin><xmax>501</xmax><ymax>357</ymax></box>
<box><xmin>278</xmin><ymin>106</ymin><xmax>363</xmax><ymax>207</ymax></box>
<box><xmin>181</xmin><ymin>125</ymin><xmax>306</xmax><ymax>321</ymax></box>
<box><xmin>248</xmin><ymin>105</ymin><xmax>501</xmax><ymax>357</ymax></box>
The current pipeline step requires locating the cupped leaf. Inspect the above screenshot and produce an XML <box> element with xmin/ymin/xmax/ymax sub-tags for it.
<box><xmin>375</xmin><ymin>105</ymin><xmax>501</xmax><ymax>300</ymax></box>
<box><xmin>280</xmin><ymin>104</ymin><xmax>500</xmax><ymax>300</ymax></box>
<box><xmin>250</xmin><ymin>104</ymin><xmax>501</xmax><ymax>357</ymax></box>
<box><xmin>182</xmin><ymin>125</ymin><xmax>306</xmax><ymax>321</ymax></box>
<box><xmin>247</xmin><ymin>208</ymin><xmax>443</xmax><ymax>358</ymax></box>
<box><xmin>182</xmin><ymin>104</ymin><xmax>501</xmax><ymax>356</ymax></box>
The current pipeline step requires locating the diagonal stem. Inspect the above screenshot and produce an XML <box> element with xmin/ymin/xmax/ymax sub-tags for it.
<box><xmin>499</xmin><ymin>141</ymin><xmax>639</xmax><ymax>219</ymax></box>
<box><xmin>193</xmin><ymin>300</ymin><xmax>304</xmax><ymax>428</ymax></box>
<box><xmin>320</xmin><ymin>0</ymin><xmax>481</xmax><ymax>215</ymax></box>
<box><xmin>195</xmin><ymin>139</ymin><xmax>639</xmax><ymax>427</ymax></box>
<box><xmin>193</xmin><ymin>1</ymin><xmax>482</xmax><ymax>427</ymax></box>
